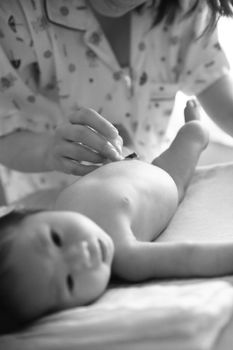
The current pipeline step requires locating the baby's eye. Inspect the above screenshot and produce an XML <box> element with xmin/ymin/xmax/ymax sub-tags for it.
<box><xmin>51</xmin><ymin>230</ymin><xmax>62</xmax><ymax>247</ymax></box>
<box><xmin>67</xmin><ymin>274</ymin><xmax>74</xmax><ymax>293</ymax></box>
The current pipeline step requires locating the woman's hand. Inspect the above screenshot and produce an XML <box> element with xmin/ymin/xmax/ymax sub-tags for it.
<box><xmin>46</xmin><ymin>107</ymin><xmax>124</xmax><ymax>175</ymax></box>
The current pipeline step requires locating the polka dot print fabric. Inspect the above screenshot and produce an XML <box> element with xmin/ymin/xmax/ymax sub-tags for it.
<box><xmin>0</xmin><ymin>0</ymin><xmax>230</xmax><ymax>202</ymax></box>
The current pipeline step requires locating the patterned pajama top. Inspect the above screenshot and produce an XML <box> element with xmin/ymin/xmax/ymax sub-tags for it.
<box><xmin>0</xmin><ymin>0</ymin><xmax>229</xmax><ymax>202</ymax></box>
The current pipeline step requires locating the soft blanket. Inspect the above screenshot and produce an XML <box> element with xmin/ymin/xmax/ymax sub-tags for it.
<box><xmin>2</xmin><ymin>163</ymin><xmax>233</xmax><ymax>350</ymax></box>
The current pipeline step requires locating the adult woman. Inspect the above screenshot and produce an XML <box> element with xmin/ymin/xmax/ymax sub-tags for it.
<box><xmin>0</xmin><ymin>0</ymin><xmax>232</xmax><ymax>202</ymax></box>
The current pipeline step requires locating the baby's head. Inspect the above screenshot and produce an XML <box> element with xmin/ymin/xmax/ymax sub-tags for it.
<box><xmin>0</xmin><ymin>208</ymin><xmax>114</xmax><ymax>328</ymax></box>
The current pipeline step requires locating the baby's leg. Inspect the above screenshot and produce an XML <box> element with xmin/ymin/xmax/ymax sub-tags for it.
<box><xmin>152</xmin><ymin>121</ymin><xmax>209</xmax><ymax>201</ymax></box>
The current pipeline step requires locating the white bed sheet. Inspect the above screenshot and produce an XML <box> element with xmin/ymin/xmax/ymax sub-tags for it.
<box><xmin>158</xmin><ymin>163</ymin><xmax>233</xmax><ymax>243</ymax></box>
<box><xmin>1</xmin><ymin>280</ymin><xmax>233</xmax><ymax>350</ymax></box>
<box><xmin>2</xmin><ymin>162</ymin><xmax>233</xmax><ymax>350</ymax></box>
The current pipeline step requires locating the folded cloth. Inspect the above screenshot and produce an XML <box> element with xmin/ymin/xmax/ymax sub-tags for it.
<box><xmin>158</xmin><ymin>163</ymin><xmax>233</xmax><ymax>243</ymax></box>
<box><xmin>1</xmin><ymin>280</ymin><xmax>233</xmax><ymax>350</ymax></box>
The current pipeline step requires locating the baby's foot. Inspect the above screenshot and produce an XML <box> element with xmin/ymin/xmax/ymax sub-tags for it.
<box><xmin>177</xmin><ymin>120</ymin><xmax>209</xmax><ymax>151</ymax></box>
<box><xmin>184</xmin><ymin>99</ymin><xmax>201</xmax><ymax>122</ymax></box>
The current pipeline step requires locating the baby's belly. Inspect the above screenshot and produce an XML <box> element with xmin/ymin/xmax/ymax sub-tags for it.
<box><xmin>130</xmin><ymin>178</ymin><xmax>178</xmax><ymax>241</ymax></box>
<box><xmin>56</xmin><ymin>160</ymin><xmax>178</xmax><ymax>242</ymax></box>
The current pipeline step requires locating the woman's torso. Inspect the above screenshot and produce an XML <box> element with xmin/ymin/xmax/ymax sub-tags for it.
<box><xmin>0</xmin><ymin>0</ymin><xmax>228</xmax><ymax>202</ymax></box>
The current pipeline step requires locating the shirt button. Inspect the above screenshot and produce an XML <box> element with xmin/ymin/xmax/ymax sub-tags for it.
<box><xmin>89</xmin><ymin>31</ymin><xmax>101</xmax><ymax>45</ymax></box>
<box><xmin>138</xmin><ymin>41</ymin><xmax>146</xmax><ymax>51</ymax></box>
<box><xmin>113</xmin><ymin>71</ymin><xmax>122</xmax><ymax>81</ymax></box>
<box><xmin>60</xmin><ymin>6</ymin><xmax>69</xmax><ymax>16</ymax></box>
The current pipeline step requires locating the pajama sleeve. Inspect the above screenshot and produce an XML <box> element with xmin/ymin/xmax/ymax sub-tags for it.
<box><xmin>0</xmin><ymin>2</ymin><xmax>62</xmax><ymax>137</ymax></box>
<box><xmin>178</xmin><ymin>2</ymin><xmax>230</xmax><ymax>96</ymax></box>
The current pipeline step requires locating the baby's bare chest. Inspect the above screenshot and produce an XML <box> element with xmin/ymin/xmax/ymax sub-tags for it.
<box><xmin>74</xmin><ymin>178</ymin><xmax>176</xmax><ymax>241</ymax></box>
<box><xmin>56</xmin><ymin>161</ymin><xmax>178</xmax><ymax>242</ymax></box>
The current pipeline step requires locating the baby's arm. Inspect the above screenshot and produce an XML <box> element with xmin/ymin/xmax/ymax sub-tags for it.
<box><xmin>113</xmin><ymin>240</ymin><xmax>233</xmax><ymax>281</ymax></box>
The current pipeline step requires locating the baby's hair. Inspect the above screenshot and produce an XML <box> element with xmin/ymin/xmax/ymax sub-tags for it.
<box><xmin>0</xmin><ymin>208</ymin><xmax>44</xmax><ymax>333</ymax></box>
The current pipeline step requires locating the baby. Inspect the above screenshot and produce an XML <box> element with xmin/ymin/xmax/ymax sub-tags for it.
<box><xmin>1</xmin><ymin>120</ymin><xmax>233</xmax><ymax>330</ymax></box>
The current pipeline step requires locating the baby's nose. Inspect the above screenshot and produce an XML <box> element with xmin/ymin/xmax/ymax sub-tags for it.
<box><xmin>67</xmin><ymin>241</ymin><xmax>99</xmax><ymax>271</ymax></box>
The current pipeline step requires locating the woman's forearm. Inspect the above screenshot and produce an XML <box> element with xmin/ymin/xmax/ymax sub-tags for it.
<box><xmin>197</xmin><ymin>74</ymin><xmax>233</xmax><ymax>137</ymax></box>
<box><xmin>0</xmin><ymin>130</ymin><xmax>53</xmax><ymax>173</ymax></box>
<box><xmin>0</xmin><ymin>108</ymin><xmax>124</xmax><ymax>176</ymax></box>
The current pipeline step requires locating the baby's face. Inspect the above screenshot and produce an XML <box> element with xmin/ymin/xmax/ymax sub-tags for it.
<box><xmin>8</xmin><ymin>211</ymin><xmax>114</xmax><ymax>321</ymax></box>
<box><xmin>88</xmin><ymin>0</ymin><xmax>147</xmax><ymax>17</ymax></box>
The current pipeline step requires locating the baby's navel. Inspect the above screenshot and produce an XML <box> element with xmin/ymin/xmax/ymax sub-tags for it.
<box><xmin>119</xmin><ymin>196</ymin><xmax>133</xmax><ymax>213</ymax></box>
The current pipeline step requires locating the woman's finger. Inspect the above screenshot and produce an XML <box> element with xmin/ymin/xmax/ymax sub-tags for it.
<box><xmin>61</xmin><ymin>157</ymin><xmax>100</xmax><ymax>176</ymax></box>
<box><xmin>57</xmin><ymin>141</ymin><xmax>104</xmax><ymax>164</ymax></box>
<box><xmin>59</xmin><ymin>123</ymin><xmax>123</xmax><ymax>161</ymax></box>
<box><xmin>69</xmin><ymin>107</ymin><xmax>120</xmax><ymax>141</ymax></box>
